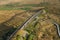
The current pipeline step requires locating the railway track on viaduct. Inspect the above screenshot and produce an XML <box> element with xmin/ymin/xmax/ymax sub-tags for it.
<box><xmin>7</xmin><ymin>9</ymin><xmax>43</xmax><ymax>40</ymax></box>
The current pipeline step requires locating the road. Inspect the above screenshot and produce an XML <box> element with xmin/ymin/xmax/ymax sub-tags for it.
<box><xmin>47</xmin><ymin>15</ymin><xmax>60</xmax><ymax>37</ymax></box>
<box><xmin>52</xmin><ymin>21</ymin><xmax>60</xmax><ymax>37</ymax></box>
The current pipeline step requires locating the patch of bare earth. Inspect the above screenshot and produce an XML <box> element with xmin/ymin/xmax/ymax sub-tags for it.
<box><xmin>0</xmin><ymin>10</ymin><xmax>25</xmax><ymax>24</ymax></box>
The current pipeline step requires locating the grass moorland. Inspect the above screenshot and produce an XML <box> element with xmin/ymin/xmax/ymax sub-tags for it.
<box><xmin>11</xmin><ymin>12</ymin><xmax>60</xmax><ymax>40</ymax></box>
<box><xmin>0</xmin><ymin>1</ymin><xmax>60</xmax><ymax>40</ymax></box>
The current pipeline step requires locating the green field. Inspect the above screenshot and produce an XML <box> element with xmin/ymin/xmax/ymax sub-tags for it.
<box><xmin>0</xmin><ymin>2</ymin><xmax>50</xmax><ymax>10</ymax></box>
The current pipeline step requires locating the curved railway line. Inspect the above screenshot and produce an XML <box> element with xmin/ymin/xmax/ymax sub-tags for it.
<box><xmin>6</xmin><ymin>9</ymin><xmax>43</xmax><ymax>40</ymax></box>
<box><xmin>0</xmin><ymin>9</ymin><xmax>42</xmax><ymax>40</ymax></box>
